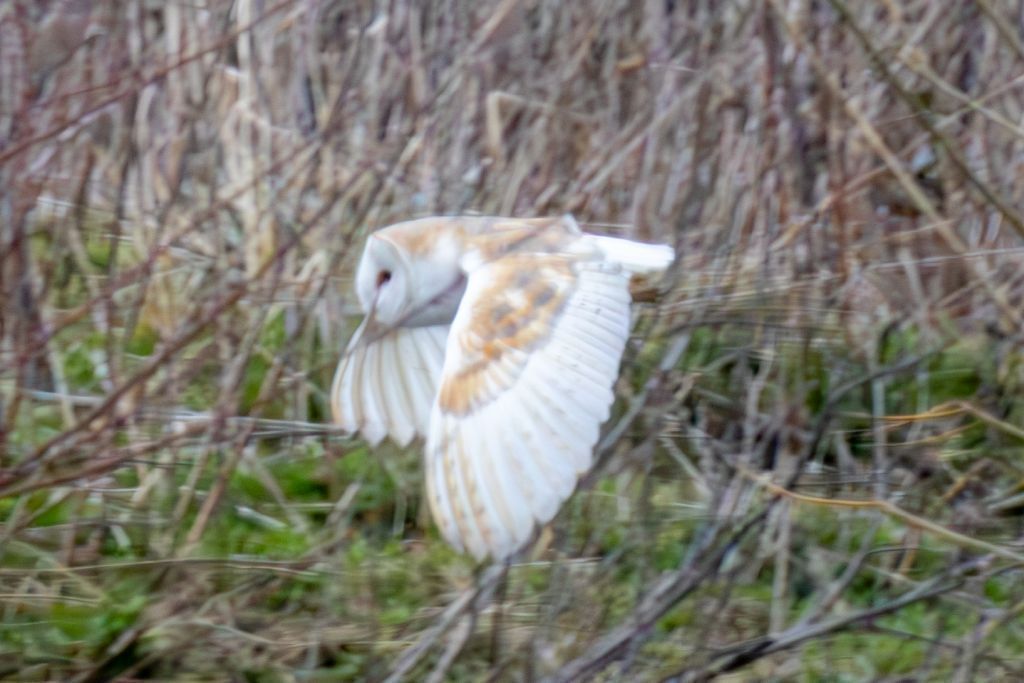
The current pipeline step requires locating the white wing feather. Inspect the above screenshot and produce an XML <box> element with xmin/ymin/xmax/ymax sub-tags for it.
<box><xmin>330</xmin><ymin>323</ymin><xmax>448</xmax><ymax>447</ymax></box>
<box><xmin>425</xmin><ymin>259</ymin><xmax>632</xmax><ymax>560</ymax></box>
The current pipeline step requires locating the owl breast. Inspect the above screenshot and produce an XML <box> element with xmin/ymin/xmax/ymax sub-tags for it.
<box><xmin>402</xmin><ymin>274</ymin><xmax>467</xmax><ymax>328</ymax></box>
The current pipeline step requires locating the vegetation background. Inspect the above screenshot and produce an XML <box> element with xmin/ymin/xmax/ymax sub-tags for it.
<box><xmin>3</xmin><ymin>0</ymin><xmax>1024</xmax><ymax>680</ymax></box>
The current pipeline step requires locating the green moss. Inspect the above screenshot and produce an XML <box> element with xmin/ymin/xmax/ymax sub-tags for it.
<box><xmin>125</xmin><ymin>323</ymin><xmax>158</xmax><ymax>356</ymax></box>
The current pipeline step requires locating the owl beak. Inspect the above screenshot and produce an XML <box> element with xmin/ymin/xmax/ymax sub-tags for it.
<box><xmin>346</xmin><ymin>306</ymin><xmax>389</xmax><ymax>352</ymax></box>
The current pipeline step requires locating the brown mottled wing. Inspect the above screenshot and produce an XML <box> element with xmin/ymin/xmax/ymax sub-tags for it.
<box><xmin>331</xmin><ymin>323</ymin><xmax>448</xmax><ymax>447</ymax></box>
<box><xmin>425</xmin><ymin>251</ymin><xmax>632</xmax><ymax>560</ymax></box>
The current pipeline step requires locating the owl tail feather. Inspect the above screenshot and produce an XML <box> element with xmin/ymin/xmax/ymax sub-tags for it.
<box><xmin>586</xmin><ymin>235</ymin><xmax>675</xmax><ymax>275</ymax></box>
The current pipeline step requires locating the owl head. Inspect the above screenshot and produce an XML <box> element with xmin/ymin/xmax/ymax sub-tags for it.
<box><xmin>353</xmin><ymin>228</ymin><xmax>467</xmax><ymax>333</ymax></box>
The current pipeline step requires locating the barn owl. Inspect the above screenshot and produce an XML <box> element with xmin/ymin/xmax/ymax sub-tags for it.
<box><xmin>331</xmin><ymin>215</ymin><xmax>673</xmax><ymax>561</ymax></box>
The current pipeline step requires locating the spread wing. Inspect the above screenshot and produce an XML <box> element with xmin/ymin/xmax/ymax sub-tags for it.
<box><xmin>425</xmin><ymin>251</ymin><xmax>632</xmax><ymax>560</ymax></box>
<box><xmin>330</xmin><ymin>323</ymin><xmax>448</xmax><ymax>447</ymax></box>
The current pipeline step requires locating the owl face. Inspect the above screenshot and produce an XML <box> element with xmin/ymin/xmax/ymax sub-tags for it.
<box><xmin>354</xmin><ymin>235</ymin><xmax>412</xmax><ymax>328</ymax></box>
<box><xmin>354</xmin><ymin>231</ymin><xmax>466</xmax><ymax>330</ymax></box>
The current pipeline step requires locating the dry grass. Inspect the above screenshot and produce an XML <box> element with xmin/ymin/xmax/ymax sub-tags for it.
<box><xmin>3</xmin><ymin>0</ymin><xmax>1024</xmax><ymax>680</ymax></box>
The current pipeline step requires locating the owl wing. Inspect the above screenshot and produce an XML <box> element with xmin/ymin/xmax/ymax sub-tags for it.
<box><xmin>330</xmin><ymin>322</ymin><xmax>449</xmax><ymax>447</ymax></box>
<box><xmin>425</xmin><ymin>250</ymin><xmax>632</xmax><ymax>560</ymax></box>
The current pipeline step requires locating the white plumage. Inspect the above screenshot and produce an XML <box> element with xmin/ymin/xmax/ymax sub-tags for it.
<box><xmin>331</xmin><ymin>215</ymin><xmax>673</xmax><ymax>560</ymax></box>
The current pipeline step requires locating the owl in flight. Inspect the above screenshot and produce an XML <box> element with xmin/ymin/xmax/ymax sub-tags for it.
<box><xmin>331</xmin><ymin>215</ymin><xmax>673</xmax><ymax>561</ymax></box>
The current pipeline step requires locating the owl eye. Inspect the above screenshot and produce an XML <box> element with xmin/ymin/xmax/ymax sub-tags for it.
<box><xmin>376</xmin><ymin>270</ymin><xmax>392</xmax><ymax>288</ymax></box>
